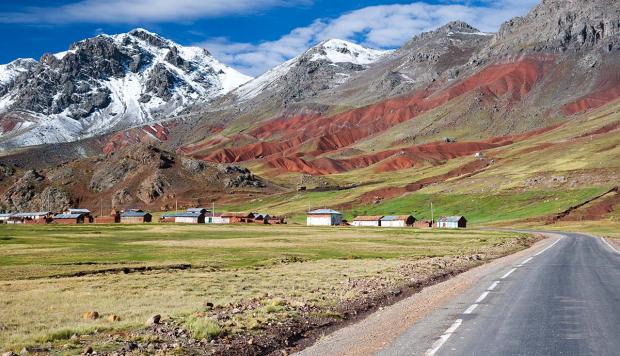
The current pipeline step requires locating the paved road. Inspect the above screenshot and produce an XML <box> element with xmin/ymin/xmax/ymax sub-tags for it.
<box><xmin>380</xmin><ymin>232</ymin><xmax>620</xmax><ymax>356</ymax></box>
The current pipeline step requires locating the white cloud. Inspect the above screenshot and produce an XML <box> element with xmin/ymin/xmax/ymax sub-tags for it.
<box><xmin>0</xmin><ymin>0</ymin><xmax>309</xmax><ymax>24</ymax></box>
<box><xmin>200</xmin><ymin>1</ymin><xmax>539</xmax><ymax>76</ymax></box>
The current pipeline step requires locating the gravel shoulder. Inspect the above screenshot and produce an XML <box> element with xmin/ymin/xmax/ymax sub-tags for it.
<box><xmin>295</xmin><ymin>233</ymin><xmax>559</xmax><ymax>356</ymax></box>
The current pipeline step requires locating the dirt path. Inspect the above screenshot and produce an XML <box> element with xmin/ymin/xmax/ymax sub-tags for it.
<box><xmin>295</xmin><ymin>234</ymin><xmax>560</xmax><ymax>356</ymax></box>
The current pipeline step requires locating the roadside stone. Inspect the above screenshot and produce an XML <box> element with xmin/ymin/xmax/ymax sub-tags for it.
<box><xmin>126</xmin><ymin>342</ymin><xmax>138</xmax><ymax>351</ymax></box>
<box><xmin>82</xmin><ymin>311</ymin><xmax>99</xmax><ymax>320</ymax></box>
<box><xmin>146</xmin><ymin>314</ymin><xmax>161</xmax><ymax>326</ymax></box>
<box><xmin>82</xmin><ymin>346</ymin><xmax>93</xmax><ymax>355</ymax></box>
<box><xmin>2</xmin><ymin>352</ymin><xmax>17</xmax><ymax>356</ymax></box>
<box><xmin>20</xmin><ymin>347</ymin><xmax>29</xmax><ymax>355</ymax></box>
<box><xmin>107</xmin><ymin>314</ymin><xmax>121</xmax><ymax>322</ymax></box>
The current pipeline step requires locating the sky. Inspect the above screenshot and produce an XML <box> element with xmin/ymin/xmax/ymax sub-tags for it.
<box><xmin>0</xmin><ymin>0</ymin><xmax>539</xmax><ymax>76</ymax></box>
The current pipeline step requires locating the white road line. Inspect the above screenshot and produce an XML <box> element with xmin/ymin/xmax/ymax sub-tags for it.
<box><xmin>425</xmin><ymin>319</ymin><xmax>463</xmax><ymax>356</ymax></box>
<box><xmin>487</xmin><ymin>281</ymin><xmax>500</xmax><ymax>291</ymax></box>
<box><xmin>534</xmin><ymin>237</ymin><xmax>563</xmax><ymax>256</ymax></box>
<box><xmin>600</xmin><ymin>237</ymin><xmax>620</xmax><ymax>254</ymax></box>
<box><xmin>463</xmin><ymin>304</ymin><xmax>478</xmax><ymax>314</ymax></box>
<box><xmin>519</xmin><ymin>257</ymin><xmax>533</xmax><ymax>265</ymax></box>
<box><xmin>501</xmin><ymin>268</ymin><xmax>517</xmax><ymax>279</ymax></box>
<box><xmin>475</xmin><ymin>291</ymin><xmax>490</xmax><ymax>303</ymax></box>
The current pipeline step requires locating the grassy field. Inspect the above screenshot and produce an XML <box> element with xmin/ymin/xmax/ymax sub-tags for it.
<box><xmin>0</xmin><ymin>223</ymin><xmax>535</xmax><ymax>352</ymax></box>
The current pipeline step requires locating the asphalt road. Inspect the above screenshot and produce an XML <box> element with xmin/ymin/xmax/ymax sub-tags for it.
<box><xmin>379</xmin><ymin>232</ymin><xmax>620</xmax><ymax>356</ymax></box>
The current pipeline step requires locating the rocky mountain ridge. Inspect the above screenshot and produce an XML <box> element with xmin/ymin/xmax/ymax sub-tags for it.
<box><xmin>0</xmin><ymin>28</ymin><xmax>251</xmax><ymax>149</ymax></box>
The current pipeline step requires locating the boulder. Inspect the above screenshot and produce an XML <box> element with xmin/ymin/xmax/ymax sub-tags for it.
<box><xmin>145</xmin><ymin>314</ymin><xmax>161</xmax><ymax>326</ymax></box>
<box><xmin>82</xmin><ymin>311</ymin><xmax>99</xmax><ymax>320</ymax></box>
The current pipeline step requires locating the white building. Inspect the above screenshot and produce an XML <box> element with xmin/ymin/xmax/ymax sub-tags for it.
<box><xmin>205</xmin><ymin>213</ymin><xmax>229</xmax><ymax>224</ymax></box>
<box><xmin>351</xmin><ymin>216</ymin><xmax>383</xmax><ymax>227</ymax></box>
<box><xmin>0</xmin><ymin>213</ymin><xmax>12</xmax><ymax>223</ymax></box>
<box><xmin>380</xmin><ymin>215</ymin><xmax>416</xmax><ymax>228</ymax></box>
<box><xmin>437</xmin><ymin>216</ymin><xmax>467</xmax><ymax>229</ymax></box>
<box><xmin>306</xmin><ymin>209</ymin><xmax>343</xmax><ymax>226</ymax></box>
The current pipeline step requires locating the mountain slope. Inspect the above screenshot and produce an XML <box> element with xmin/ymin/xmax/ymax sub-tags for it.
<box><xmin>0</xmin><ymin>29</ymin><xmax>251</xmax><ymax>149</ymax></box>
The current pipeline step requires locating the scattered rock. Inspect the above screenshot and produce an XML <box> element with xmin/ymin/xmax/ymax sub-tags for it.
<box><xmin>82</xmin><ymin>311</ymin><xmax>99</xmax><ymax>320</ymax></box>
<box><xmin>107</xmin><ymin>314</ymin><xmax>121</xmax><ymax>322</ymax></box>
<box><xmin>82</xmin><ymin>346</ymin><xmax>93</xmax><ymax>355</ymax></box>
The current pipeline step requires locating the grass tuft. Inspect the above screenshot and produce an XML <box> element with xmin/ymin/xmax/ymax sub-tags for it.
<box><xmin>184</xmin><ymin>316</ymin><xmax>222</xmax><ymax>340</ymax></box>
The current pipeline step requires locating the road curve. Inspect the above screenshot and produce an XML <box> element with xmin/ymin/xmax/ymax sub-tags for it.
<box><xmin>379</xmin><ymin>232</ymin><xmax>620</xmax><ymax>356</ymax></box>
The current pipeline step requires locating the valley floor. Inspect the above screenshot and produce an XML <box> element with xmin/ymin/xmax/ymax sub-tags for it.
<box><xmin>0</xmin><ymin>224</ymin><xmax>537</xmax><ymax>354</ymax></box>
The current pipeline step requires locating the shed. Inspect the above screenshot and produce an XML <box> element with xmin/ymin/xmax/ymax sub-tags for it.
<box><xmin>172</xmin><ymin>212</ymin><xmax>205</xmax><ymax>224</ymax></box>
<box><xmin>380</xmin><ymin>215</ymin><xmax>416</xmax><ymax>228</ymax></box>
<box><xmin>352</xmin><ymin>216</ymin><xmax>383</xmax><ymax>227</ymax></box>
<box><xmin>437</xmin><ymin>216</ymin><xmax>467</xmax><ymax>229</ymax></box>
<box><xmin>66</xmin><ymin>209</ymin><xmax>93</xmax><ymax>223</ymax></box>
<box><xmin>53</xmin><ymin>213</ymin><xmax>85</xmax><ymax>224</ymax></box>
<box><xmin>306</xmin><ymin>209</ymin><xmax>343</xmax><ymax>226</ymax></box>
<box><xmin>13</xmin><ymin>212</ymin><xmax>53</xmax><ymax>224</ymax></box>
<box><xmin>205</xmin><ymin>213</ymin><xmax>228</xmax><ymax>224</ymax></box>
<box><xmin>120</xmin><ymin>211</ymin><xmax>152</xmax><ymax>224</ymax></box>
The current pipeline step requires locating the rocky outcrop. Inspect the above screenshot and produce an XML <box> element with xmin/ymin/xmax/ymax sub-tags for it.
<box><xmin>486</xmin><ymin>0</ymin><xmax>620</xmax><ymax>56</ymax></box>
<box><xmin>137</xmin><ymin>172</ymin><xmax>169</xmax><ymax>203</ymax></box>
<box><xmin>89</xmin><ymin>159</ymin><xmax>138</xmax><ymax>192</ymax></box>
<box><xmin>37</xmin><ymin>187</ymin><xmax>72</xmax><ymax>212</ymax></box>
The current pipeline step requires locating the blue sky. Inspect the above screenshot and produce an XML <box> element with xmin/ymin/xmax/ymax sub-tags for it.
<box><xmin>0</xmin><ymin>0</ymin><xmax>539</xmax><ymax>76</ymax></box>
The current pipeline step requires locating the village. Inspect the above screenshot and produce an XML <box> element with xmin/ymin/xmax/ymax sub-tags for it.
<box><xmin>0</xmin><ymin>207</ymin><xmax>467</xmax><ymax>229</ymax></box>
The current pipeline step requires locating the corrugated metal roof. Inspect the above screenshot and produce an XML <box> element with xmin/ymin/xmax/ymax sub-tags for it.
<box><xmin>68</xmin><ymin>208</ymin><xmax>91</xmax><ymax>213</ymax></box>
<box><xmin>438</xmin><ymin>216</ymin><xmax>464</xmax><ymax>222</ymax></box>
<box><xmin>380</xmin><ymin>215</ymin><xmax>413</xmax><ymax>221</ymax></box>
<box><xmin>353</xmin><ymin>216</ymin><xmax>383</xmax><ymax>221</ymax></box>
<box><xmin>121</xmin><ymin>211</ymin><xmax>151</xmax><ymax>217</ymax></box>
<box><xmin>307</xmin><ymin>209</ymin><xmax>342</xmax><ymax>215</ymax></box>
<box><xmin>0</xmin><ymin>213</ymin><xmax>13</xmax><ymax>218</ymax></box>
<box><xmin>13</xmin><ymin>212</ymin><xmax>51</xmax><ymax>217</ymax></box>
<box><xmin>187</xmin><ymin>208</ymin><xmax>209</xmax><ymax>212</ymax></box>
<box><xmin>173</xmin><ymin>213</ymin><xmax>203</xmax><ymax>218</ymax></box>
<box><xmin>54</xmin><ymin>214</ymin><xmax>83</xmax><ymax>219</ymax></box>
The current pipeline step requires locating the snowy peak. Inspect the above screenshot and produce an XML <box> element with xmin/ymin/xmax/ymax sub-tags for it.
<box><xmin>0</xmin><ymin>58</ymin><xmax>37</xmax><ymax>89</ymax></box>
<box><xmin>0</xmin><ymin>29</ymin><xmax>252</xmax><ymax>148</ymax></box>
<box><xmin>234</xmin><ymin>39</ymin><xmax>388</xmax><ymax>102</ymax></box>
<box><xmin>310</xmin><ymin>39</ymin><xmax>389</xmax><ymax>65</ymax></box>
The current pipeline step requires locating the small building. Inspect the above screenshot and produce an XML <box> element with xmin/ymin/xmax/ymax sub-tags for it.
<box><xmin>66</xmin><ymin>209</ymin><xmax>93</xmax><ymax>223</ymax></box>
<box><xmin>221</xmin><ymin>212</ymin><xmax>255</xmax><ymax>224</ymax></box>
<box><xmin>14</xmin><ymin>212</ymin><xmax>53</xmax><ymax>224</ymax></box>
<box><xmin>380</xmin><ymin>215</ymin><xmax>416</xmax><ymax>228</ymax></box>
<box><xmin>53</xmin><ymin>213</ymin><xmax>86</xmax><ymax>224</ymax></box>
<box><xmin>173</xmin><ymin>212</ymin><xmax>206</xmax><ymax>224</ymax></box>
<box><xmin>0</xmin><ymin>213</ymin><xmax>12</xmax><ymax>224</ymax></box>
<box><xmin>205</xmin><ymin>213</ymin><xmax>228</xmax><ymax>224</ymax></box>
<box><xmin>252</xmin><ymin>213</ymin><xmax>271</xmax><ymax>224</ymax></box>
<box><xmin>352</xmin><ymin>216</ymin><xmax>383</xmax><ymax>227</ymax></box>
<box><xmin>413</xmin><ymin>220</ymin><xmax>434</xmax><ymax>229</ymax></box>
<box><xmin>120</xmin><ymin>210</ymin><xmax>152</xmax><ymax>224</ymax></box>
<box><xmin>306</xmin><ymin>209</ymin><xmax>343</xmax><ymax>226</ymax></box>
<box><xmin>437</xmin><ymin>216</ymin><xmax>467</xmax><ymax>229</ymax></box>
<box><xmin>95</xmin><ymin>209</ymin><xmax>121</xmax><ymax>224</ymax></box>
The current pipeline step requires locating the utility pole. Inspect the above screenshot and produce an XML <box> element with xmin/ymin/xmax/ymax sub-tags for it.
<box><xmin>431</xmin><ymin>201</ymin><xmax>434</xmax><ymax>227</ymax></box>
<box><xmin>175</xmin><ymin>199</ymin><xmax>178</xmax><ymax>213</ymax></box>
<box><xmin>100</xmin><ymin>197</ymin><xmax>103</xmax><ymax>217</ymax></box>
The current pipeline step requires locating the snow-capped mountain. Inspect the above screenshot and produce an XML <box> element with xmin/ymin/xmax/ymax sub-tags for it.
<box><xmin>0</xmin><ymin>59</ymin><xmax>37</xmax><ymax>92</ymax></box>
<box><xmin>234</xmin><ymin>39</ymin><xmax>389</xmax><ymax>102</ymax></box>
<box><xmin>0</xmin><ymin>28</ymin><xmax>251</xmax><ymax>148</ymax></box>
